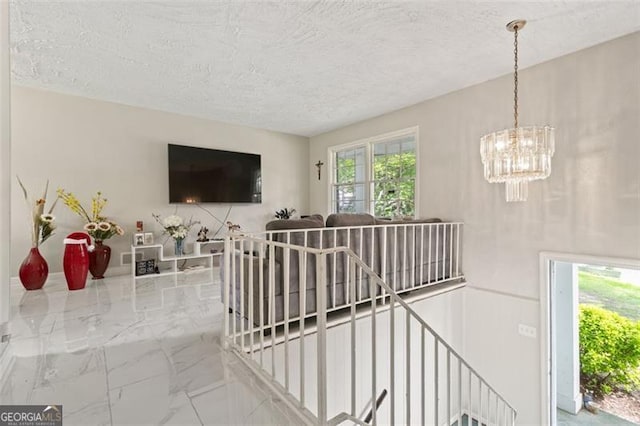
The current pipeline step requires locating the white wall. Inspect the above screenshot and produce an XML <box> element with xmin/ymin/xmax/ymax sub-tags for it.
<box><xmin>309</xmin><ymin>32</ymin><xmax>640</xmax><ymax>425</ymax></box>
<box><xmin>11</xmin><ymin>86</ymin><xmax>310</xmax><ymax>275</ymax></box>
<box><xmin>0</xmin><ymin>0</ymin><xmax>11</xmax><ymax>356</ymax></box>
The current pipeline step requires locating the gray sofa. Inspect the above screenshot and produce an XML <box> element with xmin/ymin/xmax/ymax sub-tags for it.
<box><xmin>225</xmin><ymin>213</ymin><xmax>457</xmax><ymax>326</ymax></box>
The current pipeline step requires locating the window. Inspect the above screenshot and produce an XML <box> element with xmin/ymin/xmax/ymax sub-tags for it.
<box><xmin>331</xmin><ymin>128</ymin><xmax>417</xmax><ymax>217</ymax></box>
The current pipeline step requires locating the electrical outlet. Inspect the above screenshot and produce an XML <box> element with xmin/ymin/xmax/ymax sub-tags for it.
<box><xmin>518</xmin><ymin>324</ymin><xmax>537</xmax><ymax>339</ymax></box>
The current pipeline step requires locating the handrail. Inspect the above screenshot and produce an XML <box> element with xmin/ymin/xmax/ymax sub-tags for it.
<box><xmin>327</xmin><ymin>412</ymin><xmax>368</xmax><ymax>426</ymax></box>
<box><xmin>363</xmin><ymin>389</ymin><xmax>387</xmax><ymax>424</ymax></box>
<box><xmin>229</xmin><ymin>232</ymin><xmax>352</xmax><ymax>255</ymax></box>
<box><xmin>344</xmin><ymin>246</ymin><xmax>517</xmax><ymax>417</ymax></box>
<box><xmin>222</xmin><ymin>223</ymin><xmax>516</xmax><ymax>425</ymax></box>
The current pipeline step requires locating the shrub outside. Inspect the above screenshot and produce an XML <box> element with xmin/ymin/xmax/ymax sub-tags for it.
<box><xmin>579</xmin><ymin>304</ymin><xmax>640</xmax><ymax>396</ymax></box>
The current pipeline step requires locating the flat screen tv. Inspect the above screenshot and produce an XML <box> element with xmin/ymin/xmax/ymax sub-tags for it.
<box><xmin>168</xmin><ymin>144</ymin><xmax>262</xmax><ymax>204</ymax></box>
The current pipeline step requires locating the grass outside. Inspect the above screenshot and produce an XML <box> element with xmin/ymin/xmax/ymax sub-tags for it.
<box><xmin>579</xmin><ymin>271</ymin><xmax>640</xmax><ymax>321</ymax></box>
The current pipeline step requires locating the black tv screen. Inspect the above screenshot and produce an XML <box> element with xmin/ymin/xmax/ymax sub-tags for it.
<box><xmin>168</xmin><ymin>144</ymin><xmax>262</xmax><ymax>204</ymax></box>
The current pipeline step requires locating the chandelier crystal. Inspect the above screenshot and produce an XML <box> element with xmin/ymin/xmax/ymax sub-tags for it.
<box><xmin>480</xmin><ymin>20</ymin><xmax>555</xmax><ymax>202</ymax></box>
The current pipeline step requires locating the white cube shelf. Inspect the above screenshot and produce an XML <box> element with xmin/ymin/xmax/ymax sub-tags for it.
<box><xmin>130</xmin><ymin>243</ymin><xmax>221</xmax><ymax>280</ymax></box>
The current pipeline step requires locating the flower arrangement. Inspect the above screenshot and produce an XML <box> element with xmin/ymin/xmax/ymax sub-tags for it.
<box><xmin>17</xmin><ymin>177</ymin><xmax>58</xmax><ymax>247</ymax></box>
<box><xmin>57</xmin><ymin>190</ymin><xmax>124</xmax><ymax>241</ymax></box>
<box><xmin>152</xmin><ymin>213</ymin><xmax>199</xmax><ymax>242</ymax></box>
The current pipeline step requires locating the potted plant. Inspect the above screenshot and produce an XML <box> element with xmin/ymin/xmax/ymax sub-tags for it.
<box><xmin>16</xmin><ymin>177</ymin><xmax>58</xmax><ymax>290</ymax></box>
<box><xmin>275</xmin><ymin>208</ymin><xmax>296</xmax><ymax>219</ymax></box>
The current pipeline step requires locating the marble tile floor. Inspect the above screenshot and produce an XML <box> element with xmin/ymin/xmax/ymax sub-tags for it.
<box><xmin>1</xmin><ymin>271</ymin><xmax>299</xmax><ymax>425</ymax></box>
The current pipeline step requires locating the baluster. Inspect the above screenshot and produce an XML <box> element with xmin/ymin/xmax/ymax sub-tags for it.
<box><xmin>332</xmin><ymin>228</ymin><xmax>337</xmax><ymax>308</ymax></box>
<box><xmin>299</xmin><ymin>249</ymin><xmax>307</xmax><ymax>407</ymax></box>
<box><xmin>269</xmin><ymin>244</ymin><xmax>276</xmax><ymax>377</ymax></box>
<box><xmin>390</xmin><ymin>288</ymin><xmax>395</xmax><ymax>424</ymax></box>
<box><xmin>406</xmin><ymin>310</ymin><xmax>411</xmax><ymax>424</ymax></box>
<box><xmin>449</xmin><ymin>223</ymin><xmax>454</xmax><ymax>279</ymax></box>
<box><xmin>434</xmin><ymin>337</ymin><xmax>439</xmax><ymax>425</ymax></box>
<box><xmin>401</xmin><ymin>225</ymin><xmax>407</xmax><ymax>291</ymax></box>
<box><xmin>410</xmin><ymin>225</ymin><xmax>415</xmax><ymax>289</ymax></box>
<box><xmin>259</xmin><ymin>241</ymin><xmax>265</xmax><ymax>367</ymax></box>
<box><xmin>371</xmin><ymin>276</ymin><xmax>377</xmax><ymax>426</ymax></box>
<box><xmin>420</xmin><ymin>225</ymin><xmax>424</xmax><ymax>286</ymax></box>
<box><xmin>428</xmin><ymin>226</ymin><xmax>432</xmax><ymax>284</ymax></box>
<box><xmin>223</xmin><ymin>237</ymin><xmax>231</xmax><ymax>348</ymax></box>
<box><xmin>456</xmin><ymin>224</ymin><xmax>460</xmax><ymax>277</ymax></box>
<box><xmin>248</xmin><ymin>240</ymin><xmax>254</xmax><ymax>358</ymax></box>
<box><xmin>442</xmin><ymin>224</ymin><xmax>447</xmax><ymax>282</ymax></box>
<box><xmin>231</xmin><ymin>239</ymin><xmax>237</xmax><ymax>345</ymax></box>
<box><xmin>421</xmin><ymin>327</ymin><xmax>425</xmax><ymax>426</ymax></box>
<box><xmin>458</xmin><ymin>357</ymin><xmax>462</xmax><ymax>425</ymax></box>
<box><xmin>283</xmin><ymin>245</ymin><xmax>290</xmax><ymax>391</ymax></box>
<box><xmin>447</xmin><ymin>349</ymin><xmax>451</xmax><ymax>426</ymax></box>
<box><xmin>350</xmin><ymin>257</ymin><xmax>357</xmax><ymax>418</ymax></box>
<box><xmin>316</xmin><ymin>252</ymin><xmax>327</xmax><ymax>424</ymax></box>
<box><xmin>434</xmin><ymin>225</ymin><xmax>442</xmax><ymax>281</ymax></box>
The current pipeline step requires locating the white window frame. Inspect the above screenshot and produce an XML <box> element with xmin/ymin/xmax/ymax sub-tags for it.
<box><xmin>327</xmin><ymin>126</ymin><xmax>420</xmax><ymax>217</ymax></box>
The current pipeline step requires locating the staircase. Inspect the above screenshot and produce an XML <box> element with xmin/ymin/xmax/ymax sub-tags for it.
<box><xmin>221</xmin><ymin>231</ymin><xmax>516</xmax><ymax>425</ymax></box>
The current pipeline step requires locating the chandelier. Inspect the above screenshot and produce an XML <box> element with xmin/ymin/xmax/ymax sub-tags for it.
<box><xmin>480</xmin><ymin>20</ymin><xmax>555</xmax><ymax>202</ymax></box>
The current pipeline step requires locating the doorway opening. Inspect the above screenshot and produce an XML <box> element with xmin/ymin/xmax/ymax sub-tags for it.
<box><xmin>540</xmin><ymin>252</ymin><xmax>640</xmax><ymax>425</ymax></box>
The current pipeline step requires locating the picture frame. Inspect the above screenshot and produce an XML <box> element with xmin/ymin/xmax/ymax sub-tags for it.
<box><xmin>135</xmin><ymin>259</ymin><xmax>156</xmax><ymax>276</ymax></box>
<box><xmin>144</xmin><ymin>232</ymin><xmax>154</xmax><ymax>245</ymax></box>
<box><xmin>133</xmin><ymin>233</ymin><xmax>145</xmax><ymax>246</ymax></box>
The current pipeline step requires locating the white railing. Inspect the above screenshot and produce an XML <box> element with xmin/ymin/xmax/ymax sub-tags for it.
<box><xmin>245</xmin><ymin>222</ymin><xmax>464</xmax><ymax>326</ymax></box>
<box><xmin>222</xmin><ymin>223</ymin><xmax>516</xmax><ymax>425</ymax></box>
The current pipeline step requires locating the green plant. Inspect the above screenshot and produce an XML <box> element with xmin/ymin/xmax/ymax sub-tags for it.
<box><xmin>579</xmin><ymin>304</ymin><xmax>640</xmax><ymax>396</ymax></box>
<box><xmin>275</xmin><ymin>208</ymin><xmax>296</xmax><ymax>219</ymax></box>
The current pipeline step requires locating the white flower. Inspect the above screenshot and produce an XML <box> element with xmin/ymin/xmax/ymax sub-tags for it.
<box><xmin>98</xmin><ymin>222</ymin><xmax>111</xmax><ymax>231</ymax></box>
<box><xmin>163</xmin><ymin>215</ymin><xmax>183</xmax><ymax>228</ymax></box>
<box><xmin>115</xmin><ymin>225</ymin><xmax>124</xmax><ymax>236</ymax></box>
<box><xmin>171</xmin><ymin>227</ymin><xmax>188</xmax><ymax>239</ymax></box>
<box><xmin>40</xmin><ymin>214</ymin><xmax>55</xmax><ymax>223</ymax></box>
<box><xmin>84</xmin><ymin>222</ymin><xmax>98</xmax><ymax>231</ymax></box>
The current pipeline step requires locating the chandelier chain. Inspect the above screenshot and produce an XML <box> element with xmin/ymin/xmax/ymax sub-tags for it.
<box><xmin>513</xmin><ymin>25</ymin><xmax>519</xmax><ymax>129</ymax></box>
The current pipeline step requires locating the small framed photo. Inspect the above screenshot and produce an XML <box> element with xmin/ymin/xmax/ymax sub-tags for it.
<box><xmin>144</xmin><ymin>232</ymin><xmax>154</xmax><ymax>245</ymax></box>
<box><xmin>135</xmin><ymin>259</ymin><xmax>157</xmax><ymax>276</ymax></box>
<box><xmin>133</xmin><ymin>233</ymin><xmax>145</xmax><ymax>246</ymax></box>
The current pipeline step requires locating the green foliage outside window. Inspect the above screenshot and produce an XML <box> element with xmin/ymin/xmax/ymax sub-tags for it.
<box><xmin>334</xmin><ymin>147</ymin><xmax>416</xmax><ymax>217</ymax></box>
<box><xmin>579</xmin><ymin>304</ymin><xmax>640</xmax><ymax>396</ymax></box>
<box><xmin>372</xmin><ymin>150</ymin><xmax>416</xmax><ymax>217</ymax></box>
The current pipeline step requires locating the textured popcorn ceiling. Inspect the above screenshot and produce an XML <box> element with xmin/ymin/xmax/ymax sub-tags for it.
<box><xmin>9</xmin><ymin>1</ymin><xmax>640</xmax><ymax>136</ymax></box>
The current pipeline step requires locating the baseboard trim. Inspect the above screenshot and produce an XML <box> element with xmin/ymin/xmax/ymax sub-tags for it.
<box><xmin>557</xmin><ymin>392</ymin><xmax>582</xmax><ymax>415</ymax></box>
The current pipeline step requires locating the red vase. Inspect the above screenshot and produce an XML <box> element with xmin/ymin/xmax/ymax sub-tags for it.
<box><xmin>89</xmin><ymin>240</ymin><xmax>111</xmax><ymax>279</ymax></box>
<box><xmin>19</xmin><ymin>247</ymin><xmax>49</xmax><ymax>290</ymax></box>
<box><xmin>63</xmin><ymin>232</ymin><xmax>91</xmax><ymax>291</ymax></box>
